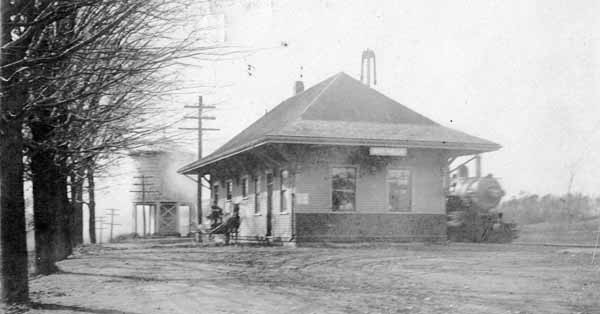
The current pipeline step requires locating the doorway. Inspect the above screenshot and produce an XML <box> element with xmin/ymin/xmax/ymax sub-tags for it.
<box><xmin>158</xmin><ymin>202</ymin><xmax>178</xmax><ymax>235</ymax></box>
<box><xmin>134</xmin><ymin>203</ymin><xmax>156</xmax><ymax>236</ymax></box>
<box><xmin>266</xmin><ymin>173</ymin><xmax>273</xmax><ymax>236</ymax></box>
<box><xmin>387</xmin><ymin>169</ymin><xmax>411</xmax><ymax>211</ymax></box>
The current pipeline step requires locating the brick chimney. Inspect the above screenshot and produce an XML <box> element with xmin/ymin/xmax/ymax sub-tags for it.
<box><xmin>294</xmin><ymin>80</ymin><xmax>304</xmax><ymax>95</ymax></box>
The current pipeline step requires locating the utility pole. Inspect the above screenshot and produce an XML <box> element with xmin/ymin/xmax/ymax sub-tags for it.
<box><xmin>180</xmin><ymin>96</ymin><xmax>219</xmax><ymax>225</ymax></box>
<box><xmin>130</xmin><ymin>175</ymin><xmax>158</xmax><ymax>236</ymax></box>
<box><xmin>105</xmin><ymin>209</ymin><xmax>121</xmax><ymax>243</ymax></box>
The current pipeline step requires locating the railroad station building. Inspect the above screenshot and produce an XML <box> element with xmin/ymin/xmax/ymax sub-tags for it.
<box><xmin>178</xmin><ymin>72</ymin><xmax>500</xmax><ymax>243</ymax></box>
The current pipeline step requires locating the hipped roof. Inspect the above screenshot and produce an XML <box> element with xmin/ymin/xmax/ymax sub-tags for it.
<box><xmin>179</xmin><ymin>72</ymin><xmax>500</xmax><ymax>174</ymax></box>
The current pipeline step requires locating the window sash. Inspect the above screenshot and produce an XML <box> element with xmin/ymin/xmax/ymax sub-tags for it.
<box><xmin>332</xmin><ymin>191</ymin><xmax>355</xmax><ymax>211</ymax></box>
<box><xmin>331</xmin><ymin>167</ymin><xmax>357</xmax><ymax>211</ymax></box>
<box><xmin>226</xmin><ymin>181</ymin><xmax>232</xmax><ymax>201</ymax></box>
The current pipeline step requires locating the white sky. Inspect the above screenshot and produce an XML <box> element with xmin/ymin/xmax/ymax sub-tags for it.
<box><xmin>174</xmin><ymin>0</ymin><xmax>600</xmax><ymax>198</ymax></box>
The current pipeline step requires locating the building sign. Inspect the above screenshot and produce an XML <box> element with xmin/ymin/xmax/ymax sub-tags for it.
<box><xmin>369</xmin><ymin>147</ymin><xmax>407</xmax><ymax>156</ymax></box>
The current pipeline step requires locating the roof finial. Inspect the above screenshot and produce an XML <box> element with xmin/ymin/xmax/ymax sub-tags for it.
<box><xmin>360</xmin><ymin>49</ymin><xmax>377</xmax><ymax>87</ymax></box>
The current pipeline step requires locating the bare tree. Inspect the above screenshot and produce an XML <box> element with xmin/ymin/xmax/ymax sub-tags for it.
<box><xmin>19</xmin><ymin>0</ymin><xmax>222</xmax><ymax>274</ymax></box>
<box><xmin>1</xmin><ymin>0</ymin><xmax>35</xmax><ymax>303</ymax></box>
<box><xmin>2</xmin><ymin>0</ymin><xmax>225</xmax><ymax>301</ymax></box>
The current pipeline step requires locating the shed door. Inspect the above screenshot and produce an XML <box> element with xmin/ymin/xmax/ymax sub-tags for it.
<box><xmin>158</xmin><ymin>202</ymin><xmax>178</xmax><ymax>235</ymax></box>
<box><xmin>387</xmin><ymin>169</ymin><xmax>411</xmax><ymax>211</ymax></box>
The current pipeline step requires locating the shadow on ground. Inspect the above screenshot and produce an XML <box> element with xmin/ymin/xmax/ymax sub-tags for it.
<box><xmin>58</xmin><ymin>270</ymin><xmax>162</xmax><ymax>282</ymax></box>
<box><xmin>30</xmin><ymin>302</ymin><xmax>141</xmax><ymax>314</ymax></box>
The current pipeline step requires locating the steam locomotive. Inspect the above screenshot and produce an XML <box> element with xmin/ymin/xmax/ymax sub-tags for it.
<box><xmin>446</xmin><ymin>159</ymin><xmax>518</xmax><ymax>243</ymax></box>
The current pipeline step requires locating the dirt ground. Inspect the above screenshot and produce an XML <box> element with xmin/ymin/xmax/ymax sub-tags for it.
<box><xmin>10</xmin><ymin>239</ymin><xmax>600</xmax><ymax>314</ymax></box>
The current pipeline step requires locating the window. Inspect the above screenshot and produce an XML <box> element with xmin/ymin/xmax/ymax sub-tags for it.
<box><xmin>226</xmin><ymin>180</ymin><xmax>233</xmax><ymax>201</ymax></box>
<box><xmin>387</xmin><ymin>169</ymin><xmax>411</xmax><ymax>211</ymax></box>
<box><xmin>280</xmin><ymin>170</ymin><xmax>289</xmax><ymax>212</ymax></box>
<box><xmin>332</xmin><ymin>167</ymin><xmax>356</xmax><ymax>211</ymax></box>
<box><xmin>212</xmin><ymin>185</ymin><xmax>219</xmax><ymax>206</ymax></box>
<box><xmin>254</xmin><ymin>176</ymin><xmax>260</xmax><ymax>214</ymax></box>
<box><xmin>241</xmin><ymin>177</ymin><xmax>248</xmax><ymax>198</ymax></box>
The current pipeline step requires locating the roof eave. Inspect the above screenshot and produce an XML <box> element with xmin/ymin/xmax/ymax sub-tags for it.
<box><xmin>177</xmin><ymin>135</ymin><xmax>500</xmax><ymax>175</ymax></box>
<box><xmin>266</xmin><ymin>135</ymin><xmax>501</xmax><ymax>151</ymax></box>
<box><xmin>177</xmin><ymin>138</ymin><xmax>268</xmax><ymax>175</ymax></box>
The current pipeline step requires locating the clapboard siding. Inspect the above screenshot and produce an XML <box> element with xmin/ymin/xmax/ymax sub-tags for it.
<box><xmin>293</xmin><ymin>146</ymin><xmax>446</xmax><ymax>214</ymax></box>
<box><xmin>212</xmin><ymin>169</ymin><xmax>293</xmax><ymax>240</ymax></box>
<box><xmin>294</xmin><ymin>164</ymin><xmax>331</xmax><ymax>211</ymax></box>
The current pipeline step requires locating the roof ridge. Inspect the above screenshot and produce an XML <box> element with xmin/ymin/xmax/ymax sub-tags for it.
<box><xmin>296</xmin><ymin>72</ymin><xmax>342</xmax><ymax>120</ymax></box>
<box><xmin>262</xmin><ymin>73</ymin><xmax>341</xmax><ymax>136</ymax></box>
<box><xmin>195</xmin><ymin>73</ymin><xmax>341</xmax><ymax>163</ymax></box>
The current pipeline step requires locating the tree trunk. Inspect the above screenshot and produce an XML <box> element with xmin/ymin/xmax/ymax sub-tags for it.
<box><xmin>70</xmin><ymin>171</ymin><xmax>84</xmax><ymax>246</ymax></box>
<box><xmin>30</xmin><ymin>131</ymin><xmax>74</xmax><ymax>270</ymax></box>
<box><xmin>0</xmin><ymin>0</ymin><xmax>30</xmax><ymax>303</ymax></box>
<box><xmin>87</xmin><ymin>166</ymin><xmax>97</xmax><ymax>244</ymax></box>
<box><xmin>57</xmin><ymin>173</ymin><xmax>72</xmax><ymax>259</ymax></box>
<box><xmin>0</xmin><ymin>82</ymin><xmax>30</xmax><ymax>304</ymax></box>
<box><xmin>31</xmin><ymin>148</ymin><xmax>61</xmax><ymax>275</ymax></box>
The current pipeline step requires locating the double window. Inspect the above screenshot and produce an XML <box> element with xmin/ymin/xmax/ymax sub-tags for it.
<box><xmin>332</xmin><ymin>167</ymin><xmax>356</xmax><ymax>211</ymax></box>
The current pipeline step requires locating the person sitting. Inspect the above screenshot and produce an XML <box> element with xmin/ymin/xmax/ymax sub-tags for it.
<box><xmin>207</xmin><ymin>204</ymin><xmax>223</xmax><ymax>231</ymax></box>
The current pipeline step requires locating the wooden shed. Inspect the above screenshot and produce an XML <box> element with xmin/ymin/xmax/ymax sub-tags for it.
<box><xmin>85</xmin><ymin>144</ymin><xmax>197</xmax><ymax>243</ymax></box>
<box><xmin>178</xmin><ymin>72</ymin><xmax>500</xmax><ymax>243</ymax></box>
<box><xmin>129</xmin><ymin>148</ymin><xmax>197</xmax><ymax>237</ymax></box>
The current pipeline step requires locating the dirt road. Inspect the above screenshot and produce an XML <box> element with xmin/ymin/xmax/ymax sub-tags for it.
<box><xmin>14</xmin><ymin>240</ymin><xmax>600</xmax><ymax>314</ymax></box>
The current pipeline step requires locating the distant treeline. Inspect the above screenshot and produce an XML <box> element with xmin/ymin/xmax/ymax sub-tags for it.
<box><xmin>498</xmin><ymin>193</ymin><xmax>600</xmax><ymax>225</ymax></box>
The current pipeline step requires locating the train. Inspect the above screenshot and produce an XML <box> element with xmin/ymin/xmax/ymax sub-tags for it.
<box><xmin>446</xmin><ymin>159</ymin><xmax>518</xmax><ymax>243</ymax></box>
